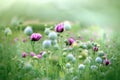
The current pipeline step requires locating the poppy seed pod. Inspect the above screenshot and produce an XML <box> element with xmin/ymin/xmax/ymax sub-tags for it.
<box><xmin>66</xmin><ymin>54</ymin><xmax>74</xmax><ymax>61</ymax></box>
<box><xmin>98</xmin><ymin>51</ymin><xmax>104</xmax><ymax>57</ymax></box>
<box><xmin>91</xmin><ymin>65</ymin><xmax>98</xmax><ymax>70</ymax></box>
<box><xmin>66</xmin><ymin>63</ymin><xmax>71</xmax><ymax>68</ymax></box>
<box><xmin>95</xmin><ymin>57</ymin><xmax>102</xmax><ymax>63</ymax></box>
<box><xmin>4</xmin><ymin>27</ymin><xmax>12</xmax><ymax>35</ymax></box>
<box><xmin>42</xmin><ymin>40</ymin><xmax>52</xmax><ymax>48</ymax></box>
<box><xmin>24</xmin><ymin>26</ymin><xmax>33</xmax><ymax>36</ymax></box>
<box><xmin>48</xmin><ymin>31</ymin><xmax>57</xmax><ymax>40</ymax></box>
<box><xmin>78</xmin><ymin>64</ymin><xmax>85</xmax><ymax>70</ymax></box>
<box><xmin>64</xmin><ymin>21</ymin><xmax>71</xmax><ymax>31</ymax></box>
<box><xmin>55</xmin><ymin>23</ymin><xmax>64</xmax><ymax>33</ymax></box>
<box><xmin>54</xmin><ymin>44</ymin><xmax>60</xmax><ymax>50</ymax></box>
<box><xmin>44</xmin><ymin>28</ymin><xmax>51</xmax><ymax>35</ymax></box>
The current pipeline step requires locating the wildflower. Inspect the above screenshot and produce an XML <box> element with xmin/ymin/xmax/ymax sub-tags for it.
<box><xmin>30</xmin><ymin>52</ymin><xmax>36</xmax><ymax>57</ymax></box>
<box><xmin>14</xmin><ymin>37</ymin><xmax>19</xmax><ymax>42</ymax></box>
<box><xmin>48</xmin><ymin>31</ymin><xmax>57</xmax><ymax>40</ymax></box>
<box><xmin>30</xmin><ymin>33</ymin><xmax>42</xmax><ymax>41</ymax></box>
<box><xmin>95</xmin><ymin>57</ymin><xmax>102</xmax><ymax>63</ymax></box>
<box><xmin>55</xmin><ymin>23</ymin><xmax>64</xmax><ymax>33</ymax></box>
<box><xmin>22</xmin><ymin>52</ymin><xmax>27</xmax><ymax>58</ymax></box>
<box><xmin>64</xmin><ymin>21</ymin><xmax>71</xmax><ymax>31</ymax></box>
<box><xmin>40</xmin><ymin>51</ymin><xmax>47</xmax><ymax>57</ymax></box>
<box><xmin>37</xmin><ymin>54</ymin><xmax>42</xmax><ymax>59</ymax></box>
<box><xmin>68</xmin><ymin>37</ymin><xmax>75</xmax><ymax>45</ymax></box>
<box><xmin>42</xmin><ymin>40</ymin><xmax>51</xmax><ymax>48</ymax></box>
<box><xmin>22</xmin><ymin>38</ymin><xmax>27</xmax><ymax>43</ymax></box>
<box><xmin>24</xmin><ymin>26</ymin><xmax>33</xmax><ymax>36</ymax></box>
<box><xmin>78</xmin><ymin>64</ymin><xmax>85</xmax><ymax>70</ymax></box>
<box><xmin>103</xmin><ymin>59</ymin><xmax>110</xmax><ymax>66</ymax></box>
<box><xmin>93</xmin><ymin>46</ymin><xmax>99</xmax><ymax>52</ymax></box>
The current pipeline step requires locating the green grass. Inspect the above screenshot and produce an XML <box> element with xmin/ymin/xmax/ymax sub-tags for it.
<box><xmin>0</xmin><ymin>24</ymin><xmax>120</xmax><ymax>80</ymax></box>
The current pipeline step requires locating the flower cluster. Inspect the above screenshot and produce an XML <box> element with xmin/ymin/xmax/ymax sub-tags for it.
<box><xmin>21</xmin><ymin>21</ymin><xmax>111</xmax><ymax>77</ymax></box>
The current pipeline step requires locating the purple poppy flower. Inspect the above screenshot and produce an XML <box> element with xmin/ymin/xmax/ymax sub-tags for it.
<box><xmin>68</xmin><ymin>37</ymin><xmax>75</xmax><ymax>45</ymax></box>
<box><xmin>22</xmin><ymin>38</ymin><xmax>27</xmax><ymax>43</ymax></box>
<box><xmin>22</xmin><ymin>52</ymin><xmax>27</xmax><ymax>58</ymax></box>
<box><xmin>55</xmin><ymin>23</ymin><xmax>64</xmax><ymax>33</ymax></box>
<box><xmin>93</xmin><ymin>46</ymin><xmax>99</xmax><ymax>52</ymax></box>
<box><xmin>30</xmin><ymin>33</ymin><xmax>42</xmax><ymax>41</ymax></box>
<box><xmin>103</xmin><ymin>59</ymin><xmax>110</xmax><ymax>66</ymax></box>
<box><xmin>30</xmin><ymin>52</ymin><xmax>36</xmax><ymax>57</ymax></box>
<box><xmin>37</xmin><ymin>54</ymin><xmax>42</xmax><ymax>59</ymax></box>
<box><xmin>14</xmin><ymin>37</ymin><xmax>19</xmax><ymax>42</ymax></box>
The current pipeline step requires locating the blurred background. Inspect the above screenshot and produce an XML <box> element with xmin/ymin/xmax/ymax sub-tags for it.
<box><xmin>0</xmin><ymin>0</ymin><xmax>120</xmax><ymax>27</ymax></box>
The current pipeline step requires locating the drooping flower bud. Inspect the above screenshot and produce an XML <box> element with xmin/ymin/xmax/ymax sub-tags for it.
<box><xmin>22</xmin><ymin>52</ymin><xmax>27</xmax><ymax>58</ymax></box>
<box><xmin>55</xmin><ymin>23</ymin><xmax>64</xmax><ymax>33</ymax></box>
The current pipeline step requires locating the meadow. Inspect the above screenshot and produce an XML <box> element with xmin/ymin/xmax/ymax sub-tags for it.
<box><xmin>0</xmin><ymin>21</ymin><xmax>120</xmax><ymax>80</ymax></box>
<box><xmin>0</xmin><ymin>0</ymin><xmax>120</xmax><ymax>80</ymax></box>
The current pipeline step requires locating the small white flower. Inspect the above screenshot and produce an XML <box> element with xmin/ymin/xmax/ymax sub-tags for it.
<box><xmin>24</xmin><ymin>26</ymin><xmax>33</xmax><ymax>36</ymax></box>
<box><xmin>64</xmin><ymin>21</ymin><xmax>71</xmax><ymax>31</ymax></box>
<box><xmin>4</xmin><ymin>28</ymin><xmax>12</xmax><ymax>35</ymax></box>
<box><xmin>48</xmin><ymin>31</ymin><xmax>57</xmax><ymax>40</ymax></box>
<box><xmin>66</xmin><ymin>63</ymin><xmax>71</xmax><ymax>68</ymax></box>
<box><xmin>42</xmin><ymin>40</ymin><xmax>51</xmax><ymax>48</ymax></box>
<box><xmin>78</xmin><ymin>64</ymin><xmax>85</xmax><ymax>70</ymax></box>
<box><xmin>95</xmin><ymin>57</ymin><xmax>102</xmax><ymax>63</ymax></box>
